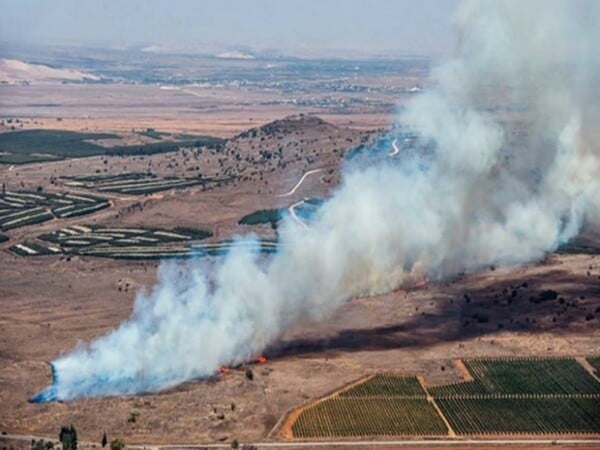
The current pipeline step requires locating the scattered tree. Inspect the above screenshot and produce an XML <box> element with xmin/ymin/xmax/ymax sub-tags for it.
<box><xmin>59</xmin><ymin>425</ymin><xmax>77</xmax><ymax>450</ymax></box>
<box><xmin>127</xmin><ymin>409</ymin><xmax>140</xmax><ymax>423</ymax></box>
<box><xmin>101</xmin><ymin>433</ymin><xmax>108</xmax><ymax>448</ymax></box>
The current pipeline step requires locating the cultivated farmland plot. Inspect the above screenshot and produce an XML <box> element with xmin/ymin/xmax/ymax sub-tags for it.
<box><xmin>0</xmin><ymin>129</ymin><xmax>225</xmax><ymax>164</ymax></box>
<box><xmin>339</xmin><ymin>374</ymin><xmax>426</xmax><ymax>398</ymax></box>
<box><xmin>437</xmin><ymin>397</ymin><xmax>600</xmax><ymax>435</ymax></box>
<box><xmin>62</xmin><ymin>172</ymin><xmax>235</xmax><ymax>195</ymax></box>
<box><xmin>10</xmin><ymin>225</ymin><xmax>279</xmax><ymax>259</ymax></box>
<box><xmin>288</xmin><ymin>358</ymin><xmax>600</xmax><ymax>439</ymax></box>
<box><xmin>429</xmin><ymin>357</ymin><xmax>600</xmax><ymax>397</ymax></box>
<box><xmin>429</xmin><ymin>357</ymin><xmax>600</xmax><ymax>436</ymax></box>
<box><xmin>291</xmin><ymin>375</ymin><xmax>448</xmax><ymax>438</ymax></box>
<box><xmin>292</xmin><ymin>397</ymin><xmax>447</xmax><ymax>438</ymax></box>
<box><xmin>0</xmin><ymin>190</ymin><xmax>109</xmax><ymax>231</ymax></box>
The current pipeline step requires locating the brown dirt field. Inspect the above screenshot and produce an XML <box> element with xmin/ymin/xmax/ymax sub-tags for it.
<box><xmin>453</xmin><ymin>359</ymin><xmax>474</xmax><ymax>382</ymax></box>
<box><xmin>2</xmin><ymin>249</ymin><xmax>598</xmax><ymax>444</ymax></box>
<box><xmin>0</xmin><ymin>83</ymin><xmax>393</xmax><ymax>138</ymax></box>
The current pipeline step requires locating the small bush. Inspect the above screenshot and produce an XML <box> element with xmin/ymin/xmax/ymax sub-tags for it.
<box><xmin>127</xmin><ymin>409</ymin><xmax>140</xmax><ymax>423</ymax></box>
<box><xmin>110</xmin><ymin>439</ymin><xmax>124</xmax><ymax>450</ymax></box>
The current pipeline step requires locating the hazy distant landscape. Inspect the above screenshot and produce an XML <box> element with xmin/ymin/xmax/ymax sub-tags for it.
<box><xmin>1</xmin><ymin>1</ymin><xmax>599</xmax><ymax>449</ymax></box>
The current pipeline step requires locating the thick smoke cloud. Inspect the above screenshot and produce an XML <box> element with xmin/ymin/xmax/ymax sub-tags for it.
<box><xmin>33</xmin><ymin>0</ymin><xmax>599</xmax><ymax>401</ymax></box>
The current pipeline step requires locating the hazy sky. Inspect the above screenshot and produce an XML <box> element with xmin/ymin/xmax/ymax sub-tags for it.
<box><xmin>0</xmin><ymin>0</ymin><xmax>459</xmax><ymax>56</ymax></box>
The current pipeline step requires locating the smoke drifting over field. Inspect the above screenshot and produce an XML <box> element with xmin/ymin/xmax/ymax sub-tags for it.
<box><xmin>34</xmin><ymin>0</ymin><xmax>599</xmax><ymax>401</ymax></box>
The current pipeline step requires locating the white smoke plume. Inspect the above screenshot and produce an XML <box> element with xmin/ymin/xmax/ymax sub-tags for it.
<box><xmin>33</xmin><ymin>0</ymin><xmax>599</xmax><ymax>401</ymax></box>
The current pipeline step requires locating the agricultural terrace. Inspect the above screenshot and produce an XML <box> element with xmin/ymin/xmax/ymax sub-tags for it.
<box><xmin>286</xmin><ymin>358</ymin><xmax>600</xmax><ymax>439</ymax></box>
<box><xmin>9</xmin><ymin>225</ymin><xmax>278</xmax><ymax>259</ymax></box>
<box><xmin>62</xmin><ymin>172</ymin><xmax>235</xmax><ymax>195</ymax></box>
<box><xmin>0</xmin><ymin>190</ymin><xmax>109</xmax><ymax>231</ymax></box>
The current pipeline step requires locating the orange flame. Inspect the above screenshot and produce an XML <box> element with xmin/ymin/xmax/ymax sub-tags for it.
<box><xmin>414</xmin><ymin>279</ymin><xmax>428</xmax><ymax>288</ymax></box>
<box><xmin>255</xmin><ymin>355</ymin><xmax>268</xmax><ymax>364</ymax></box>
<box><xmin>219</xmin><ymin>366</ymin><xmax>231</xmax><ymax>374</ymax></box>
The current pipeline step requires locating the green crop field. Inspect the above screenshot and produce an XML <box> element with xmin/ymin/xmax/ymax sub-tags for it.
<box><xmin>289</xmin><ymin>358</ymin><xmax>600</xmax><ymax>439</ymax></box>
<box><xmin>0</xmin><ymin>130</ymin><xmax>117</xmax><ymax>164</ymax></box>
<box><xmin>339</xmin><ymin>374</ymin><xmax>426</xmax><ymax>398</ymax></box>
<box><xmin>291</xmin><ymin>374</ymin><xmax>448</xmax><ymax>438</ymax></box>
<box><xmin>0</xmin><ymin>129</ymin><xmax>224</xmax><ymax>164</ymax></box>
<box><xmin>437</xmin><ymin>398</ymin><xmax>600</xmax><ymax>435</ymax></box>
<box><xmin>429</xmin><ymin>357</ymin><xmax>600</xmax><ymax>397</ymax></box>
<box><xmin>62</xmin><ymin>172</ymin><xmax>234</xmax><ymax>195</ymax></box>
<box><xmin>0</xmin><ymin>190</ymin><xmax>109</xmax><ymax>231</ymax></box>
<box><xmin>292</xmin><ymin>397</ymin><xmax>447</xmax><ymax>438</ymax></box>
<box><xmin>428</xmin><ymin>357</ymin><xmax>600</xmax><ymax>436</ymax></box>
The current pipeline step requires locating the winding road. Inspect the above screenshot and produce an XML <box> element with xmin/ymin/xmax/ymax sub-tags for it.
<box><xmin>390</xmin><ymin>138</ymin><xmax>400</xmax><ymax>156</ymax></box>
<box><xmin>281</xmin><ymin>139</ymin><xmax>401</xmax><ymax>229</ymax></box>
<box><xmin>278</xmin><ymin>168</ymin><xmax>324</xmax><ymax>197</ymax></box>
<box><xmin>288</xmin><ymin>199</ymin><xmax>308</xmax><ymax>229</ymax></box>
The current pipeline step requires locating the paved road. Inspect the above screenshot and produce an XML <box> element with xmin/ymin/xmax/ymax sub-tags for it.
<box><xmin>3</xmin><ymin>432</ymin><xmax>600</xmax><ymax>449</ymax></box>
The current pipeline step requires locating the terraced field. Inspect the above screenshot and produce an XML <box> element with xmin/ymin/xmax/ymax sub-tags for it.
<box><xmin>9</xmin><ymin>225</ymin><xmax>278</xmax><ymax>259</ymax></box>
<box><xmin>291</xmin><ymin>375</ymin><xmax>448</xmax><ymax>438</ymax></box>
<box><xmin>62</xmin><ymin>172</ymin><xmax>234</xmax><ymax>195</ymax></box>
<box><xmin>286</xmin><ymin>358</ymin><xmax>600</xmax><ymax>439</ymax></box>
<box><xmin>0</xmin><ymin>190</ymin><xmax>109</xmax><ymax>230</ymax></box>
